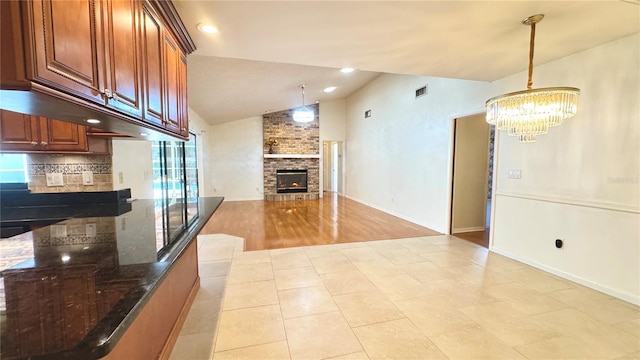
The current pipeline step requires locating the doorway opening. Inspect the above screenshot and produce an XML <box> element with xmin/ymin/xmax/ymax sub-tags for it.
<box><xmin>322</xmin><ymin>141</ymin><xmax>343</xmax><ymax>194</ymax></box>
<box><xmin>450</xmin><ymin>113</ymin><xmax>494</xmax><ymax>248</ymax></box>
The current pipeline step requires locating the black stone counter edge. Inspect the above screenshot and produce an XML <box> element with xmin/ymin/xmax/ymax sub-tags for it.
<box><xmin>31</xmin><ymin>196</ymin><xmax>224</xmax><ymax>360</ymax></box>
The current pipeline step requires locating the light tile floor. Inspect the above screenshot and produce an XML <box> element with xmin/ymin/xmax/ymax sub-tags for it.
<box><xmin>170</xmin><ymin>234</ymin><xmax>640</xmax><ymax>360</ymax></box>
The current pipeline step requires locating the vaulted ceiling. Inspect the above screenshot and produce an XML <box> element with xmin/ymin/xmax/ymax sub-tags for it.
<box><xmin>174</xmin><ymin>1</ymin><xmax>640</xmax><ymax>125</ymax></box>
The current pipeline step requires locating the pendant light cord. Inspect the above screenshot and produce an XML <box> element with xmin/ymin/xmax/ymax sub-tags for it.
<box><xmin>527</xmin><ymin>22</ymin><xmax>536</xmax><ymax>90</ymax></box>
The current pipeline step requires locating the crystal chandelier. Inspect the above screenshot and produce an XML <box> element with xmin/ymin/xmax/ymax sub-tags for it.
<box><xmin>486</xmin><ymin>14</ymin><xmax>580</xmax><ymax>142</ymax></box>
<box><xmin>292</xmin><ymin>84</ymin><xmax>315</xmax><ymax>123</ymax></box>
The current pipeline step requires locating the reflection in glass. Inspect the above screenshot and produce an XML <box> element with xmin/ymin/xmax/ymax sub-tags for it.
<box><xmin>185</xmin><ymin>133</ymin><xmax>199</xmax><ymax>226</ymax></box>
<box><xmin>151</xmin><ymin>135</ymin><xmax>198</xmax><ymax>253</ymax></box>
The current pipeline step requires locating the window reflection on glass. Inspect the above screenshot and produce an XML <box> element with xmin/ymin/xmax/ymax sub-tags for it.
<box><xmin>185</xmin><ymin>133</ymin><xmax>198</xmax><ymax>226</ymax></box>
<box><xmin>0</xmin><ymin>154</ymin><xmax>28</xmax><ymax>183</ymax></box>
<box><xmin>151</xmin><ymin>135</ymin><xmax>198</xmax><ymax>255</ymax></box>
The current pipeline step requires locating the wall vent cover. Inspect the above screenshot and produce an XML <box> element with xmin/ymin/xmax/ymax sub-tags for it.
<box><xmin>415</xmin><ymin>85</ymin><xmax>428</xmax><ymax>98</ymax></box>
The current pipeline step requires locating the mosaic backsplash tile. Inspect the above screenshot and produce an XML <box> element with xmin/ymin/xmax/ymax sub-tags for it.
<box><xmin>27</xmin><ymin>154</ymin><xmax>113</xmax><ymax>193</ymax></box>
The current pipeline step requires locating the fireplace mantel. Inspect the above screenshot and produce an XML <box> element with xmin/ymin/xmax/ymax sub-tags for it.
<box><xmin>263</xmin><ymin>154</ymin><xmax>320</xmax><ymax>159</ymax></box>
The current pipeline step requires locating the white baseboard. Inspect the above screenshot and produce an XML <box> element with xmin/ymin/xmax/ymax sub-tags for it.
<box><xmin>452</xmin><ymin>226</ymin><xmax>485</xmax><ymax>233</ymax></box>
<box><xmin>490</xmin><ymin>247</ymin><xmax>640</xmax><ymax>306</ymax></box>
<box><xmin>343</xmin><ymin>195</ymin><xmax>444</xmax><ymax>234</ymax></box>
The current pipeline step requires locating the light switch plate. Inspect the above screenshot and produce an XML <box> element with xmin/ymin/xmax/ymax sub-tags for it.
<box><xmin>82</xmin><ymin>171</ymin><xmax>94</xmax><ymax>185</ymax></box>
<box><xmin>46</xmin><ymin>172</ymin><xmax>64</xmax><ymax>186</ymax></box>
<box><xmin>86</xmin><ymin>223</ymin><xmax>97</xmax><ymax>237</ymax></box>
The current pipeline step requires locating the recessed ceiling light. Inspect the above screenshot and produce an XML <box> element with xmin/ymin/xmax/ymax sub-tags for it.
<box><xmin>86</xmin><ymin>119</ymin><xmax>101</xmax><ymax>124</ymax></box>
<box><xmin>139</xmin><ymin>132</ymin><xmax>149</xmax><ymax>137</ymax></box>
<box><xmin>323</xmin><ymin>86</ymin><xmax>337</xmax><ymax>93</ymax></box>
<box><xmin>340</xmin><ymin>67</ymin><xmax>355</xmax><ymax>74</ymax></box>
<box><xmin>197</xmin><ymin>23</ymin><xmax>218</xmax><ymax>34</ymax></box>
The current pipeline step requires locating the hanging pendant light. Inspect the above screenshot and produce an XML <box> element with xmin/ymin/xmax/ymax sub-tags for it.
<box><xmin>486</xmin><ymin>14</ymin><xmax>580</xmax><ymax>143</ymax></box>
<box><xmin>292</xmin><ymin>84</ymin><xmax>315</xmax><ymax>123</ymax></box>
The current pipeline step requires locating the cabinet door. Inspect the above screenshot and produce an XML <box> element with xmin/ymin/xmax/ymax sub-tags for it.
<box><xmin>178</xmin><ymin>53</ymin><xmax>189</xmax><ymax>137</ymax></box>
<box><xmin>3</xmin><ymin>271</ymin><xmax>66</xmax><ymax>358</ymax></box>
<box><xmin>59</xmin><ymin>267</ymin><xmax>98</xmax><ymax>347</ymax></box>
<box><xmin>40</xmin><ymin>118</ymin><xmax>89</xmax><ymax>152</ymax></box>
<box><xmin>104</xmin><ymin>0</ymin><xmax>143</xmax><ymax>117</ymax></box>
<box><xmin>163</xmin><ymin>33</ymin><xmax>182</xmax><ymax>135</ymax></box>
<box><xmin>0</xmin><ymin>110</ymin><xmax>40</xmax><ymax>151</ymax></box>
<box><xmin>30</xmin><ymin>0</ymin><xmax>107</xmax><ymax>104</ymax></box>
<box><xmin>140</xmin><ymin>3</ymin><xmax>164</xmax><ymax>127</ymax></box>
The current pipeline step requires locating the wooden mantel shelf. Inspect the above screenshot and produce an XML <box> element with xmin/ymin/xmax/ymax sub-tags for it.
<box><xmin>263</xmin><ymin>154</ymin><xmax>320</xmax><ymax>159</ymax></box>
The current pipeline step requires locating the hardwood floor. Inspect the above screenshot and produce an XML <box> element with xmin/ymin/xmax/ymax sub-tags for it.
<box><xmin>453</xmin><ymin>229</ymin><xmax>489</xmax><ymax>248</ymax></box>
<box><xmin>200</xmin><ymin>193</ymin><xmax>440</xmax><ymax>251</ymax></box>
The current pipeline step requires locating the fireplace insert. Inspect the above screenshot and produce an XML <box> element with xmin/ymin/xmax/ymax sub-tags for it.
<box><xmin>276</xmin><ymin>169</ymin><xmax>308</xmax><ymax>193</ymax></box>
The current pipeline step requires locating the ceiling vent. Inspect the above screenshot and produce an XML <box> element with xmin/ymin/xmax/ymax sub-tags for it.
<box><xmin>415</xmin><ymin>85</ymin><xmax>428</xmax><ymax>98</ymax></box>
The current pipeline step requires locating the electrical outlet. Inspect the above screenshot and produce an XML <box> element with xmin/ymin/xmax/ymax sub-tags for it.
<box><xmin>507</xmin><ymin>169</ymin><xmax>522</xmax><ymax>179</ymax></box>
<box><xmin>118</xmin><ymin>172</ymin><xmax>124</xmax><ymax>184</ymax></box>
<box><xmin>50</xmin><ymin>224</ymin><xmax>67</xmax><ymax>238</ymax></box>
<box><xmin>46</xmin><ymin>173</ymin><xmax>64</xmax><ymax>186</ymax></box>
<box><xmin>82</xmin><ymin>171</ymin><xmax>94</xmax><ymax>185</ymax></box>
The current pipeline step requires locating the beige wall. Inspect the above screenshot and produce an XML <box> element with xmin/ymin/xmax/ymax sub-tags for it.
<box><xmin>489</xmin><ymin>33</ymin><xmax>639</xmax><ymax>304</ymax></box>
<box><xmin>111</xmin><ymin>140</ymin><xmax>153</xmax><ymax>199</ymax></box>
<box><xmin>451</xmin><ymin>113</ymin><xmax>490</xmax><ymax>233</ymax></box>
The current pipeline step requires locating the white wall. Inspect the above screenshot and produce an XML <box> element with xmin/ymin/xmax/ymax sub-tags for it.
<box><xmin>489</xmin><ymin>33</ymin><xmax>640</xmax><ymax>304</ymax></box>
<box><xmin>345</xmin><ymin>74</ymin><xmax>488</xmax><ymax>233</ymax></box>
<box><xmin>319</xmin><ymin>99</ymin><xmax>347</xmax><ymax>195</ymax></box>
<box><xmin>111</xmin><ymin>139</ymin><xmax>154</xmax><ymax>199</ymax></box>
<box><xmin>208</xmin><ymin>116</ymin><xmax>264</xmax><ymax>201</ymax></box>
<box><xmin>188</xmin><ymin>108</ymin><xmax>212</xmax><ymax>197</ymax></box>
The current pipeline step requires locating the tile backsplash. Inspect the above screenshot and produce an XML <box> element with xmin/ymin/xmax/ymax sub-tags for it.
<box><xmin>28</xmin><ymin>154</ymin><xmax>113</xmax><ymax>193</ymax></box>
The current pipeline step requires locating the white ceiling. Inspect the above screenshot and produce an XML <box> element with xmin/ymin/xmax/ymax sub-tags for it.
<box><xmin>174</xmin><ymin>1</ymin><xmax>640</xmax><ymax>125</ymax></box>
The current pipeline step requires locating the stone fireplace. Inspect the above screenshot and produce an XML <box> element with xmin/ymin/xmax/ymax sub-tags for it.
<box><xmin>263</xmin><ymin>105</ymin><xmax>320</xmax><ymax>201</ymax></box>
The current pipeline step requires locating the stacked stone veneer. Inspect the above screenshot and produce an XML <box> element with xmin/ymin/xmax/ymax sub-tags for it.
<box><xmin>263</xmin><ymin>104</ymin><xmax>320</xmax><ymax>201</ymax></box>
<box><xmin>263</xmin><ymin>104</ymin><xmax>319</xmax><ymax>154</ymax></box>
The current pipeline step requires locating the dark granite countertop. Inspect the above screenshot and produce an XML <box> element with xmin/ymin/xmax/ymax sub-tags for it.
<box><xmin>0</xmin><ymin>197</ymin><xmax>223</xmax><ymax>360</ymax></box>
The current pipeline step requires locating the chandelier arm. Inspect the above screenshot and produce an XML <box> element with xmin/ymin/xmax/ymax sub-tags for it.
<box><xmin>527</xmin><ymin>22</ymin><xmax>536</xmax><ymax>90</ymax></box>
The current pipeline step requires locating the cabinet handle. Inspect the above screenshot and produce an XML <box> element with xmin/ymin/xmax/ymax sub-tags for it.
<box><xmin>30</xmin><ymin>141</ymin><xmax>38</xmax><ymax>146</ymax></box>
<box><xmin>112</xmin><ymin>93</ymin><xmax>119</xmax><ymax>101</ymax></box>
<box><xmin>181</xmin><ymin>127</ymin><xmax>187</xmax><ymax>132</ymax></box>
<box><xmin>104</xmin><ymin>89</ymin><xmax>113</xmax><ymax>99</ymax></box>
<box><xmin>50</xmin><ymin>275</ymin><xmax>57</xmax><ymax>280</ymax></box>
<box><xmin>41</xmin><ymin>276</ymin><xmax>48</xmax><ymax>281</ymax></box>
<box><xmin>40</xmin><ymin>141</ymin><xmax>48</xmax><ymax>147</ymax></box>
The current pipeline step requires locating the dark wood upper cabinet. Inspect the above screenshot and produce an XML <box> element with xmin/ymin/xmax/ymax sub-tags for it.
<box><xmin>178</xmin><ymin>53</ymin><xmax>189</xmax><ymax>137</ymax></box>
<box><xmin>29</xmin><ymin>0</ymin><xmax>107</xmax><ymax>105</ymax></box>
<box><xmin>141</xmin><ymin>2</ymin><xmax>165</xmax><ymax>128</ymax></box>
<box><xmin>41</xmin><ymin>118</ymin><xmax>89</xmax><ymax>151</ymax></box>
<box><xmin>163</xmin><ymin>33</ymin><xmax>181</xmax><ymax>135</ymax></box>
<box><xmin>0</xmin><ymin>0</ymin><xmax>195</xmax><ymax>140</ymax></box>
<box><xmin>104</xmin><ymin>0</ymin><xmax>144</xmax><ymax>118</ymax></box>
<box><xmin>0</xmin><ymin>110</ymin><xmax>91</xmax><ymax>153</ymax></box>
<box><xmin>0</xmin><ymin>110</ymin><xmax>39</xmax><ymax>150</ymax></box>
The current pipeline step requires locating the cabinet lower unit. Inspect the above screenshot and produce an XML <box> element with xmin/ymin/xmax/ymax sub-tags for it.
<box><xmin>2</xmin><ymin>266</ymin><xmax>99</xmax><ymax>359</ymax></box>
<box><xmin>1</xmin><ymin>267</ymin><xmax>139</xmax><ymax>359</ymax></box>
<box><xmin>0</xmin><ymin>0</ymin><xmax>195</xmax><ymax>140</ymax></box>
